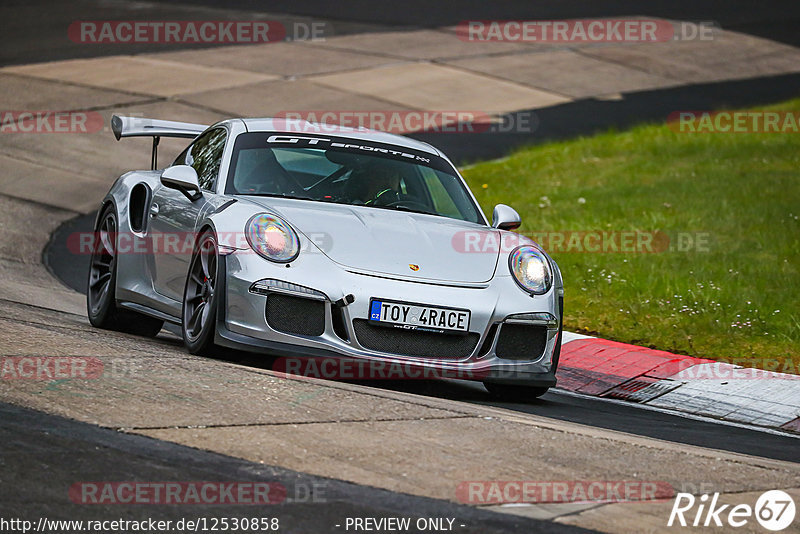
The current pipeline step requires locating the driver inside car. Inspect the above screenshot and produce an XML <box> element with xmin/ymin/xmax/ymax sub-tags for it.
<box><xmin>344</xmin><ymin>163</ymin><xmax>403</xmax><ymax>206</ymax></box>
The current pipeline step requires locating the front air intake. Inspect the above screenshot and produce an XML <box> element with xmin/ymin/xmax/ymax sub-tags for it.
<box><xmin>494</xmin><ymin>324</ymin><xmax>548</xmax><ymax>361</ymax></box>
<box><xmin>266</xmin><ymin>294</ymin><xmax>325</xmax><ymax>336</ymax></box>
<box><xmin>352</xmin><ymin>319</ymin><xmax>479</xmax><ymax>359</ymax></box>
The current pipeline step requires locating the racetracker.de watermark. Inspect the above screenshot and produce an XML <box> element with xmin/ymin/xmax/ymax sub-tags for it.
<box><xmin>0</xmin><ymin>111</ymin><xmax>104</xmax><ymax>134</ymax></box>
<box><xmin>274</xmin><ymin>111</ymin><xmax>539</xmax><ymax>134</ymax></box>
<box><xmin>451</xmin><ymin>231</ymin><xmax>712</xmax><ymax>254</ymax></box>
<box><xmin>0</xmin><ymin>357</ymin><xmax>145</xmax><ymax>380</ymax></box>
<box><xmin>69</xmin><ymin>482</ymin><xmax>287</xmax><ymax>505</ymax></box>
<box><xmin>68</xmin><ymin>20</ymin><xmax>329</xmax><ymax>44</ymax></box>
<box><xmin>457</xmin><ymin>19</ymin><xmax>717</xmax><ymax>43</ymax></box>
<box><xmin>67</xmin><ymin>231</ymin><xmax>333</xmax><ymax>256</ymax></box>
<box><xmin>457</xmin><ymin>480</ymin><xmax>675</xmax><ymax>504</ymax></box>
<box><xmin>715</xmin><ymin>358</ymin><xmax>800</xmax><ymax>376</ymax></box>
<box><xmin>273</xmin><ymin>357</ymin><xmax>489</xmax><ymax>381</ymax></box>
<box><xmin>668</xmin><ymin>111</ymin><xmax>800</xmax><ymax>133</ymax></box>
<box><xmin>69</xmin><ymin>230</ymin><xmax>712</xmax><ymax>256</ymax></box>
<box><xmin>0</xmin><ymin>357</ymin><xmax>103</xmax><ymax>380</ymax></box>
<box><xmin>674</xmin><ymin>362</ymin><xmax>800</xmax><ymax>381</ymax></box>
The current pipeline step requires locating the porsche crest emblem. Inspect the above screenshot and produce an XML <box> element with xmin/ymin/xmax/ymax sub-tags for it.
<box><xmin>409</xmin><ymin>264</ymin><xmax>420</xmax><ymax>271</ymax></box>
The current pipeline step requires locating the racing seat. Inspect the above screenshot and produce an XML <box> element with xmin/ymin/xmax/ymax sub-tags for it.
<box><xmin>233</xmin><ymin>149</ymin><xmax>299</xmax><ymax>194</ymax></box>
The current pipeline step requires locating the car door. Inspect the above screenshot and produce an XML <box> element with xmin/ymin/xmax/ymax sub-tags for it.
<box><xmin>150</xmin><ymin>127</ymin><xmax>226</xmax><ymax>302</ymax></box>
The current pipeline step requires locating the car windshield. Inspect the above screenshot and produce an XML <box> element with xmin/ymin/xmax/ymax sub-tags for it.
<box><xmin>224</xmin><ymin>133</ymin><xmax>484</xmax><ymax>224</ymax></box>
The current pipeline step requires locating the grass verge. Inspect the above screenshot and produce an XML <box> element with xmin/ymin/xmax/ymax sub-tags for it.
<box><xmin>462</xmin><ymin>99</ymin><xmax>800</xmax><ymax>372</ymax></box>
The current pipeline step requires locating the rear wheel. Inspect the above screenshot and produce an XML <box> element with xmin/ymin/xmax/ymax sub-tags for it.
<box><xmin>86</xmin><ymin>205</ymin><xmax>164</xmax><ymax>337</ymax></box>
<box><xmin>182</xmin><ymin>231</ymin><xmax>219</xmax><ymax>356</ymax></box>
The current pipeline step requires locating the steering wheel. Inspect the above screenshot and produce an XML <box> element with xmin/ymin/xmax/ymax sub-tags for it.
<box><xmin>368</xmin><ymin>188</ymin><xmax>400</xmax><ymax>206</ymax></box>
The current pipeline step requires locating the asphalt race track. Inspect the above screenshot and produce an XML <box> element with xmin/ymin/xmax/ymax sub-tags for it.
<box><xmin>45</xmin><ymin>213</ymin><xmax>800</xmax><ymax>464</ymax></box>
<box><xmin>5</xmin><ymin>0</ymin><xmax>800</xmax><ymax>65</ymax></box>
<box><xmin>1</xmin><ymin>402</ymin><xmax>591</xmax><ymax>534</ymax></box>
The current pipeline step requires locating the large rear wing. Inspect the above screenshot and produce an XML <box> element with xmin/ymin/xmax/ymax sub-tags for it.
<box><xmin>111</xmin><ymin>115</ymin><xmax>208</xmax><ymax>170</ymax></box>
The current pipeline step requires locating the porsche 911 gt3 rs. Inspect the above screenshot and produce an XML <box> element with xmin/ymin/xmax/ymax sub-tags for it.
<box><xmin>87</xmin><ymin>115</ymin><xmax>564</xmax><ymax>399</ymax></box>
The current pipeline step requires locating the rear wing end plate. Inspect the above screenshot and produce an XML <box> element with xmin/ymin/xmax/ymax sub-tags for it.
<box><xmin>111</xmin><ymin>115</ymin><xmax>209</xmax><ymax>170</ymax></box>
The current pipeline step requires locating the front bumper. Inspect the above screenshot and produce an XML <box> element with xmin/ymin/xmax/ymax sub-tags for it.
<box><xmin>215</xmin><ymin>249</ymin><xmax>562</xmax><ymax>387</ymax></box>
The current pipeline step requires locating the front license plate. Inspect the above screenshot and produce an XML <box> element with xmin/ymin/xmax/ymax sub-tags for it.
<box><xmin>369</xmin><ymin>298</ymin><xmax>470</xmax><ymax>334</ymax></box>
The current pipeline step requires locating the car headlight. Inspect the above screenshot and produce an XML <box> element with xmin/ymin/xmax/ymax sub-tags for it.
<box><xmin>508</xmin><ymin>245</ymin><xmax>552</xmax><ymax>295</ymax></box>
<box><xmin>245</xmin><ymin>213</ymin><xmax>299</xmax><ymax>263</ymax></box>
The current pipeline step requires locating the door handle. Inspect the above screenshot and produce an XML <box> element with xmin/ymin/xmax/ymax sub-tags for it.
<box><xmin>149</xmin><ymin>203</ymin><xmax>159</xmax><ymax>218</ymax></box>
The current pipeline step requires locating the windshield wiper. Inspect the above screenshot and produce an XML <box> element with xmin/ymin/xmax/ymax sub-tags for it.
<box><xmin>371</xmin><ymin>204</ymin><xmax>436</xmax><ymax>216</ymax></box>
<box><xmin>245</xmin><ymin>192</ymin><xmax>314</xmax><ymax>201</ymax></box>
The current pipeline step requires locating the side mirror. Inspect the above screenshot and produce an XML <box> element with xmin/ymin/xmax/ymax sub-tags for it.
<box><xmin>161</xmin><ymin>165</ymin><xmax>202</xmax><ymax>201</ymax></box>
<box><xmin>492</xmin><ymin>204</ymin><xmax>521</xmax><ymax>231</ymax></box>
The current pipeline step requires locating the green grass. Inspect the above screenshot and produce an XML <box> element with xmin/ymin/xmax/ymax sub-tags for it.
<box><xmin>461</xmin><ymin>98</ymin><xmax>800</xmax><ymax>371</ymax></box>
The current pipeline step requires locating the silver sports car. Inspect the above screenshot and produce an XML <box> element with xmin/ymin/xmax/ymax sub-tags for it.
<box><xmin>87</xmin><ymin>115</ymin><xmax>564</xmax><ymax>399</ymax></box>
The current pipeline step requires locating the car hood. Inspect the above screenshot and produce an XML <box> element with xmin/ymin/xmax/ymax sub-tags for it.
<box><xmin>241</xmin><ymin>197</ymin><xmax>499</xmax><ymax>283</ymax></box>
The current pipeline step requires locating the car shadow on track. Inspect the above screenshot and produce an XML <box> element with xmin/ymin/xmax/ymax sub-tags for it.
<box><xmin>212</xmin><ymin>345</ymin><xmax>555</xmax><ymax>407</ymax></box>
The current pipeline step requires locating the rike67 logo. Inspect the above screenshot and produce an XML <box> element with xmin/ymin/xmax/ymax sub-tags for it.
<box><xmin>669</xmin><ymin>490</ymin><xmax>796</xmax><ymax>531</ymax></box>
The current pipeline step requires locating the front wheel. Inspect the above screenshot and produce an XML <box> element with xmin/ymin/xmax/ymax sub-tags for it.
<box><xmin>182</xmin><ymin>231</ymin><xmax>219</xmax><ymax>356</ymax></box>
<box><xmin>483</xmin><ymin>322</ymin><xmax>561</xmax><ymax>402</ymax></box>
<box><xmin>483</xmin><ymin>382</ymin><xmax>550</xmax><ymax>401</ymax></box>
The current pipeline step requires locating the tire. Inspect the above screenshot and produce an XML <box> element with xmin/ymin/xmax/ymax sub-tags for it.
<box><xmin>182</xmin><ymin>230</ymin><xmax>219</xmax><ymax>356</ymax></box>
<box><xmin>86</xmin><ymin>204</ymin><xmax>164</xmax><ymax>337</ymax></box>
<box><xmin>483</xmin><ymin>382</ymin><xmax>550</xmax><ymax>402</ymax></box>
